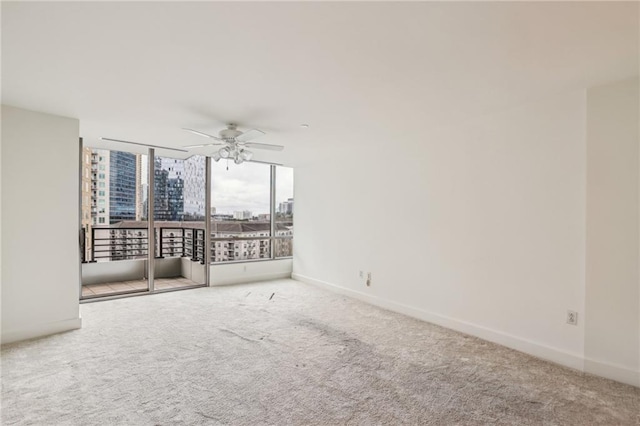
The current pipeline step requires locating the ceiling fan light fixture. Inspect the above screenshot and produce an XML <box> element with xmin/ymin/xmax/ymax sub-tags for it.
<box><xmin>240</xmin><ymin>149</ymin><xmax>253</xmax><ymax>161</ymax></box>
<box><xmin>211</xmin><ymin>151</ymin><xmax>221</xmax><ymax>161</ymax></box>
<box><xmin>234</xmin><ymin>157</ymin><xmax>244</xmax><ymax>165</ymax></box>
<box><xmin>219</xmin><ymin>146</ymin><xmax>231</xmax><ymax>158</ymax></box>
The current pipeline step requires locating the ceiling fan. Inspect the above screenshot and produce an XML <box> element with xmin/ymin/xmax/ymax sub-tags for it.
<box><xmin>183</xmin><ymin>124</ymin><xmax>284</xmax><ymax>165</ymax></box>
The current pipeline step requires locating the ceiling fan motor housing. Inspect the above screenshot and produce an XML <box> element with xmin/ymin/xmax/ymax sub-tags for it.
<box><xmin>220</xmin><ymin>124</ymin><xmax>242</xmax><ymax>140</ymax></box>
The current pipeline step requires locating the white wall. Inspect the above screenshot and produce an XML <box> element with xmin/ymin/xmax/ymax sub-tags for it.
<box><xmin>294</xmin><ymin>89</ymin><xmax>588</xmax><ymax>369</ymax></box>
<box><xmin>294</xmin><ymin>80</ymin><xmax>640</xmax><ymax>386</ymax></box>
<box><xmin>1</xmin><ymin>105</ymin><xmax>81</xmax><ymax>344</ymax></box>
<box><xmin>210</xmin><ymin>259</ymin><xmax>292</xmax><ymax>286</ymax></box>
<box><xmin>585</xmin><ymin>78</ymin><xmax>640</xmax><ymax>386</ymax></box>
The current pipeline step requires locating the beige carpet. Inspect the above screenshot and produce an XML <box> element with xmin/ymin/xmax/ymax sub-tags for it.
<box><xmin>2</xmin><ymin>279</ymin><xmax>639</xmax><ymax>425</ymax></box>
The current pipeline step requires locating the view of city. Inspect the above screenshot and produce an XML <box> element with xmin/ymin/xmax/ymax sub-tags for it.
<box><xmin>81</xmin><ymin>148</ymin><xmax>293</xmax><ymax>264</ymax></box>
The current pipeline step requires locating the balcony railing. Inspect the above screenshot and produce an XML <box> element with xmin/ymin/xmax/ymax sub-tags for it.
<box><xmin>158</xmin><ymin>228</ymin><xmax>206</xmax><ymax>263</ymax></box>
<box><xmin>82</xmin><ymin>227</ymin><xmax>292</xmax><ymax>263</ymax></box>
<box><xmin>90</xmin><ymin>227</ymin><xmax>149</xmax><ymax>262</ymax></box>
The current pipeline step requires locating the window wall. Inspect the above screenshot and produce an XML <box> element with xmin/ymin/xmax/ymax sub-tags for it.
<box><xmin>81</xmin><ymin>145</ymin><xmax>293</xmax><ymax>299</ymax></box>
<box><xmin>210</xmin><ymin>162</ymin><xmax>293</xmax><ymax>263</ymax></box>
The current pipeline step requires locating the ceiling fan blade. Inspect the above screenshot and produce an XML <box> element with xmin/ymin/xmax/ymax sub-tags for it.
<box><xmin>236</xmin><ymin>128</ymin><xmax>265</xmax><ymax>142</ymax></box>
<box><xmin>100</xmin><ymin>137</ymin><xmax>189</xmax><ymax>153</ymax></box>
<box><xmin>244</xmin><ymin>142</ymin><xmax>284</xmax><ymax>151</ymax></box>
<box><xmin>183</xmin><ymin>143</ymin><xmax>224</xmax><ymax>149</ymax></box>
<box><xmin>248</xmin><ymin>159</ymin><xmax>283</xmax><ymax>166</ymax></box>
<box><xmin>182</xmin><ymin>128</ymin><xmax>222</xmax><ymax>140</ymax></box>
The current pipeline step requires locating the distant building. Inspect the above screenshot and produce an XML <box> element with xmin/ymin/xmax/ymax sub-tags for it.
<box><xmin>154</xmin><ymin>157</ymin><xmax>184</xmax><ymax>221</ymax></box>
<box><xmin>81</xmin><ymin>146</ymin><xmax>93</xmax><ymax>261</ymax></box>
<box><xmin>210</xmin><ymin>206</ymin><xmax>217</xmax><ymax>217</ymax></box>
<box><xmin>140</xmin><ymin>184</ymin><xmax>148</xmax><ymax>220</ymax></box>
<box><xmin>87</xmin><ymin>149</ymin><xmax>137</xmax><ymax>226</ymax></box>
<box><xmin>91</xmin><ymin>149</ymin><xmax>110</xmax><ymax>226</ymax></box>
<box><xmin>183</xmin><ymin>155</ymin><xmax>206</xmax><ymax>220</ymax></box>
<box><xmin>278</xmin><ymin>198</ymin><xmax>294</xmax><ymax>216</ymax></box>
<box><xmin>213</xmin><ymin>213</ymin><xmax>234</xmax><ymax>221</ymax></box>
<box><xmin>258</xmin><ymin>214</ymin><xmax>270</xmax><ymax>221</ymax></box>
<box><xmin>135</xmin><ymin>154</ymin><xmax>145</xmax><ymax>221</ymax></box>
<box><xmin>233</xmin><ymin>210</ymin><xmax>252</xmax><ymax>220</ymax></box>
<box><xmin>81</xmin><ymin>147</ymin><xmax>92</xmax><ymax>228</ymax></box>
<box><xmin>109</xmin><ymin>151</ymin><xmax>137</xmax><ymax>224</ymax></box>
<box><xmin>211</xmin><ymin>221</ymin><xmax>292</xmax><ymax>261</ymax></box>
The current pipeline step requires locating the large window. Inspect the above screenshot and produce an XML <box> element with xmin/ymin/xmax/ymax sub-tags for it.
<box><xmin>80</xmin><ymin>146</ymin><xmax>293</xmax><ymax>301</ymax></box>
<box><xmin>210</xmin><ymin>161</ymin><xmax>271</xmax><ymax>262</ymax></box>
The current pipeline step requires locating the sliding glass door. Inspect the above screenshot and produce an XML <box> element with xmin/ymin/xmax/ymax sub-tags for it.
<box><xmin>152</xmin><ymin>154</ymin><xmax>207</xmax><ymax>291</ymax></box>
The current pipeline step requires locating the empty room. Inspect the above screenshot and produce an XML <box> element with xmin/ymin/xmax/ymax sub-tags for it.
<box><xmin>1</xmin><ymin>1</ymin><xmax>639</xmax><ymax>425</ymax></box>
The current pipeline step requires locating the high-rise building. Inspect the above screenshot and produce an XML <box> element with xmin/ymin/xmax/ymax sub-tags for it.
<box><xmin>91</xmin><ymin>149</ymin><xmax>110</xmax><ymax>226</ymax></box>
<box><xmin>135</xmin><ymin>154</ymin><xmax>145</xmax><ymax>221</ymax></box>
<box><xmin>80</xmin><ymin>147</ymin><xmax>92</xmax><ymax>228</ymax></box>
<box><xmin>109</xmin><ymin>151</ymin><xmax>137</xmax><ymax>224</ymax></box>
<box><xmin>141</xmin><ymin>183</ymin><xmax>148</xmax><ymax>219</ymax></box>
<box><xmin>154</xmin><ymin>157</ymin><xmax>184</xmax><ymax>221</ymax></box>
<box><xmin>80</xmin><ymin>146</ymin><xmax>93</xmax><ymax>261</ymax></box>
<box><xmin>88</xmin><ymin>149</ymin><xmax>139</xmax><ymax>226</ymax></box>
<box><xmin>278</xmin><ymin>198</ymin><xmax>294</xmax><ymax>216</ymax></box>
<box><xmin>183</xmin><ymin>155</ymin><xmax>206</xmax><ymax>220</ymax></box>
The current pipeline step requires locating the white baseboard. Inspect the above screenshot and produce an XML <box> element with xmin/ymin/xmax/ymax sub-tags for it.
<box><xmin>210</xmin><ymin>271</ymin><xmax>292</xmax><ymax>286</ymax></box>
<box><xmin>584</xmin><ymin>358</ymin><xmax>640</xmax><ymax>388</ymax></box>
<box><xmin>292</xmin><ymin>273</ymin><xmax>602</xmax><ymax>379</ymax></box>
<box><xmin>1</xmin><ymin>316</ymin><xmax>82</xmax><ymax>345</ymax></box>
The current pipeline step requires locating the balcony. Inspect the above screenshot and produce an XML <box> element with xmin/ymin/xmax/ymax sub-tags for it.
<box><xmin>81</xmin><ymin>226</ymin><xmax>207</xmax><ymax>299</ymax></box>
<box><xmin>80</xmin><ymin>225</ymin><xmax>293</xmax><ymax>299</ymax></box>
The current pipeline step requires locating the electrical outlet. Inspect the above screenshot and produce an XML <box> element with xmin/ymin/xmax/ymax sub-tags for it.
<box><xmin>366</xmin><ymin>272</ymin><xmax>371</xmax><ymax>287</ymax></box>
<box><xmin>566</xmin><ymin>310</ymin><xmax>578</xmax><ymax>325</ymax></box>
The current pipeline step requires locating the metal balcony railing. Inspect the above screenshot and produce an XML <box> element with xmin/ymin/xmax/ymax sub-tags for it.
<box><xmin>81</xmin><ymin>227</ymin><xmax>293</xmax><ymax>263</ymax></box>
<box><xmin>84</xmin><ymin>227</ymin><xmax>206</xmax><ymax>263</ymax></box>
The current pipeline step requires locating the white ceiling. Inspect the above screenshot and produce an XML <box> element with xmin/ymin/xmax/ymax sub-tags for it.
<box><xmin>2</xmin><ymin>2</ymin><xmax>638</xmax><ymax>166</ymax></box>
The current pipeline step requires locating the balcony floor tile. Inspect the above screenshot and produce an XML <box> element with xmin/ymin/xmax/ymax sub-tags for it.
<box><xmin>82</xmin><ymin>278</ymin><xmax>201</xmax><ymax>298</ymax></box>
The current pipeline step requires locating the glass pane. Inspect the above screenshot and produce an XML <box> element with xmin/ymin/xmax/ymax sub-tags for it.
<box><xmin>275</xmin><ymin>166</ymin><xmax>294</xmax><ymax>258</ymax></box>
<box><xmin>210</xmin><ymin>161</ymin><xmax>271</xmax><ymax>263</ymax></box>
<box><xmin>153</xmin><ymin>155</ymin><xmax>207</xmax><ymax>289</ymax></box>
<box><xmin>80</xmin><ymin>148</ymin><xmax>149</xmax><ymax>298</ymax></box>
